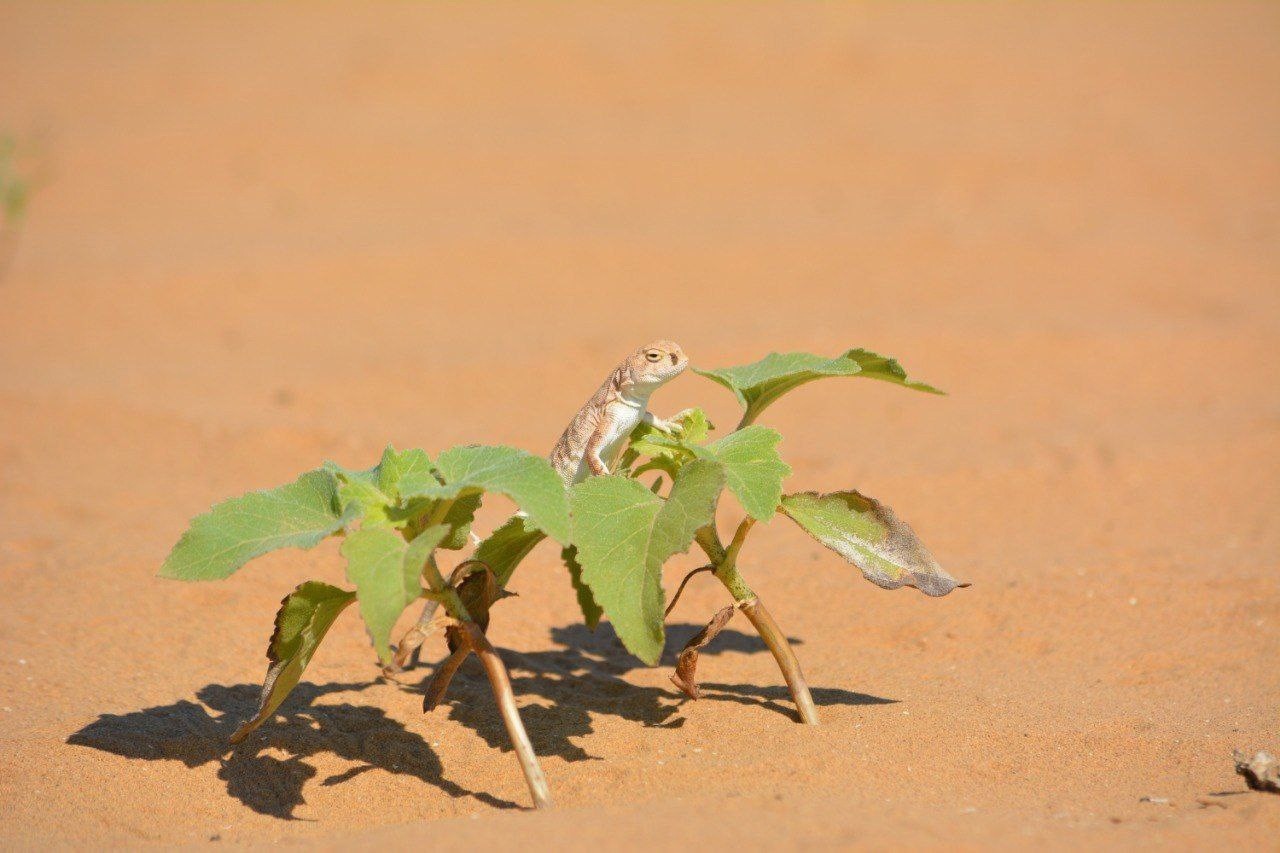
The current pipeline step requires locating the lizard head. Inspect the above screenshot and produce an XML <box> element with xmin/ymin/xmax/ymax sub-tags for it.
<box><xmin>624</xmin><ymin>340</ymin><xmax>688</xmax><ymax>390</ymax></box>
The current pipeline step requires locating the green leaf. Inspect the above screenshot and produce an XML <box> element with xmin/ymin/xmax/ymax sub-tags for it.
<box><xmin>399</xmin><ymin>445</ymin><xmax>570</xmax><ymax>544</ymax></box>
<box><xmin>562</xmin><ymin>545</ymin><xmax>602</xmax><ymax>629</ymax></box>
<box><xmin>570</xmin><ymin>459</ymin><xmax>726</xmax><ymax>664</ymax></box>
<box><xmin>327</xmin><ymin>446</ymin><xmax>480</xmax><ymax>546</ymax></box>
<box><xmin>694</xmin><ymin>348</ymin><xmax>942</xmax><ymax>426</ymax></box>
<box><xmin>230</xmin><ymin>581</ymin><xmax>356</xmax><ymax>743</ymax></box>
<box><xmin>779</xmin><ymin>490</ymin><xmax>963</xmax><ymax>596</ymax></box>
<box><xmin>689</xmin><ymin>426</ymin><xmax>791</xmax><ymax>521</ymax></box>
<box><xmin>326</xmin><ymin>446</ymin><xmax>437</xmax><ymax>530</ymax></box>
<box><xmin>340</xmin><ymin>524</ymin><xmax>449</xmax><ymax>664</ymax></box>
<box><xmin>336</xmin><ymin>477</ymin><xmax>396</xmax><ymax>528</ymax></box>
<box><xmin>473</xmin><ymin>514</ymin><xmax>547</xmax><ymax>586</ymax></box>
<box><xmin>673</xmin><ymin>408</ymin><xmax>715</xmax><ymax>445</ymax></box>
<box><xmin>424</xmin><ymin>491</ymin><xmax>484</xmax><ymax>550</ymax></box>
<box><xmin>375</xmin><ymin>446</ymin><xmax>434</xmax><ymax>496</ymax></box>
<box><xmin>159</xmin><ymin>470</ymin><xmax>356</xmax><ymax>581</ymax></box>
<box><xmin>626</xmin><ymin>407</ymin><xmax>714</xmax><ymax>461</ymax></box>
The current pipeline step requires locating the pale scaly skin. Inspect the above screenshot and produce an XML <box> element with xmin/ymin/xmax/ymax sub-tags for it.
<box><xmin>549</xmin><ymin>340</ymin><xmax>688</xmax><ymax>484</ymax></box>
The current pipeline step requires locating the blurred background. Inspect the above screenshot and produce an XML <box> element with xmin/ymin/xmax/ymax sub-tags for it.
<box><xmin>0</xmin><ymin>2</ymin><xmax>1276</xmax><ymax>847</ymax></box>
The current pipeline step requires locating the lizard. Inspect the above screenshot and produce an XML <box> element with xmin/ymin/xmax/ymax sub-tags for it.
<box><xmin>548</xmin><ymin>339</ymin><xmax>689</xmax><ymax>485</ymax></box>
<box><xmin>392</xmin><ymin>340</ymin><xmax>689</xmax><ymax>671</ymax></box>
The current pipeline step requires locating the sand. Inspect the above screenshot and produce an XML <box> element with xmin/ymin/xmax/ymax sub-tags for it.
<box><xmin>0</xmin><ymin>1</ymin><xmax>1277</xmax><ymax>848</ymax></box>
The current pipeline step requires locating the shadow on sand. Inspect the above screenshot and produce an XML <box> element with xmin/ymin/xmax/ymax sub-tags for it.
<box><xmin>69</xmin><ymin>621</ymin><xmax>894</xmax><ymax>817</ymax></box>
<box><xmin>422</xmin><ymin>622</ymin><xmax>896</xmax><ymax>763</ymax></box>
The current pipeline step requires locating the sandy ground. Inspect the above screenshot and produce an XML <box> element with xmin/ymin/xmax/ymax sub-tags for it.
<box><xmin>1</xmin><ymin>1</ymin><xmax>1278</xmax><ymax>849</ymax></box>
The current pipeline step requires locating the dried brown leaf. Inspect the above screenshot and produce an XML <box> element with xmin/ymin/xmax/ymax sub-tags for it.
<box><xmin>422</xmin><ymin>642</ymin><xmax>470</xmax><ymax>711</ymax></box>
<box><xmin>670</xmin><ymin>605</ymin><xmax>736</xmax><ymax>700</ymax></box>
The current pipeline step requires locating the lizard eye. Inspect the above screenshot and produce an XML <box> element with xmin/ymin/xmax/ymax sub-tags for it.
<box><xmin>645</xmin><ymin>350</ymin><xmax>662</xmax><ymax>362</ymax></box>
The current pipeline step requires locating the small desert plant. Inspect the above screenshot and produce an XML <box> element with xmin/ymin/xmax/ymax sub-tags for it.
<box><xmin>160</xmin><ymin>346</ymin><xmax>961</xmax><ymax>808</ymax></box>
<box><xmin>0</xmin><ymin>133</ymin><xmax>36</xmax><ymax>282</ymax></box>
<box><xmin>0</xmin><ymin>134</ymin><xmax>32</xmax><ymax>228</ymax></box>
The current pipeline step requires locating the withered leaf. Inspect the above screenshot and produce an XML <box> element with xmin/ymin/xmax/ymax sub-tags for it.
<box><xmin>670</xmin><ymin>605</ymin><xmax>736</xmax><ymax>700</ymax></box>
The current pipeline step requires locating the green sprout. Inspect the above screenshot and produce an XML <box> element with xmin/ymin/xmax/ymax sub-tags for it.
<box><xmin>0</xmin><ymin>135</ymin><xmax>32</xmax><ymax>230</ymax></box>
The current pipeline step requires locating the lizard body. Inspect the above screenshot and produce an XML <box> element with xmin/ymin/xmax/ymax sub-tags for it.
<box><xmin>549</xmin><ymin>340</ymin><xmax>688</xmax><ymax>484</ymax></box>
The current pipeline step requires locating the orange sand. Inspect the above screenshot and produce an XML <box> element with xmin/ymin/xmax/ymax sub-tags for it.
<box><xmin>0</xmin><ymin>2</ymin><xmax>1277</xmax><ymax>848</ymax></box>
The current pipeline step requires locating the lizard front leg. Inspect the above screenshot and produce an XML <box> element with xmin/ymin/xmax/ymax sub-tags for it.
<box><xmin>583</xmin><ymin>429</ymin><xmax>610</xmax><ymax>476</ymax></box>
<box><xmin>642</xmin><ymin>410</ymin><xmax>681</xmax><ymax>435</ymax></box>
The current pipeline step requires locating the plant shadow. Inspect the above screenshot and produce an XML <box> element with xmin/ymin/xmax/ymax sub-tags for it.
<box><xmin>67</xmin><ymin>681</ymin><xmax>517</xmax><ymax>819</ymax></box>
<box><xmin>68</xmin><ymin>621</ymin><xmax>894</xmax><ymax>819</ymax></box>
<box><xmin>414</xmin><ymin>621</ymin><xmax>896</xmax><ymax>763</ymax></box>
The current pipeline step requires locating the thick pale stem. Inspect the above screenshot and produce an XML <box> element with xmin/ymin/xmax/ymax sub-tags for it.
<box><xmin>463</xmin><ymin>622</ymin><xmax>553</xmax><ymax>809</ymax></box>
<box><xmin>397</xmin><ymin>498</ymin><xmax>552</xmax><ymax>806</ymax></box>
<box><xmin>713</xmin><ymin>542</ymin><xmax>819</xmax><ymax>726</ymax></box>
<box><xmin>737</xmin><ymin>597</ymin><xmax>819</xmax><ymax>725</ymax></box>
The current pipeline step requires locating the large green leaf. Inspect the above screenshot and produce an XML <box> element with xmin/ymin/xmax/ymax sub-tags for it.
<box><xmin>779</xmin><ymin>490</ymin><xmax>963</xmax><ymax>596</ymax></box>
<box><xmin>473</xmin><ymin>514</ymin><xmax>547</xmax><ymax>586</ymax></box>
<box><xmin>230</xmin><ymin>581</ymin><xmax>356</xmax><ymax>743</ymax></box>
<box><xmin>159</xmin><ymin>470</ymin><xmax>356</xmax><ymax>581</ymax></box>
<box><xmin>690</xmin><ymin>426</ymin><xmax>791</xmax><ymax>521</ymax></box>
<box><xmin>340</xmin><ymin>524</ymin><xmax>448</xmax><ymax>665</ymax></box>
<box><xmin>570</xmin><ymin>459</ymin><xmax>726</xmax><ymax>664</ymax></box>
<box><xmin>399</xmin><ymin>445</ymin><xmax>570</xmax><ymax>544</ymax></box>
<box><xmin>694</xmin><ymin>348</ymin><xmax>942</xmax><ymax>426</ymax></box>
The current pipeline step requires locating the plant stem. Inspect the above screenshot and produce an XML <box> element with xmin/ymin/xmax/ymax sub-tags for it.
<box><xmin>462</xmin><ymin>622</ymin><xmax>553</xmax><ymax>809</ymax></box>
<box><xmin>714</xmin><ymin>556</ymin><xmax>756</xmax><ymax>602</ymax></box>
<box><xmin>422</xmin><ymin>555</ymin><xmax>469</xmax><ymax>618</ymax></box>
<box><xmin>737</xmin><ymin>596</ymin><xmax>819</xmax><ymax>725</ymax></box>
<box><xmin>405</xmin><ymin>537</ymin><xmax>553</xmax><ymax>809</ymax></box>
<box><xmin>710</xmin><ymin>518</ymin><xmax>756</xmax><ymax>602</ymax></box>
<box><xmin>708</xmin><ymin>518</ymin><xmax>819</xmax><ymax>725</ymax></box>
